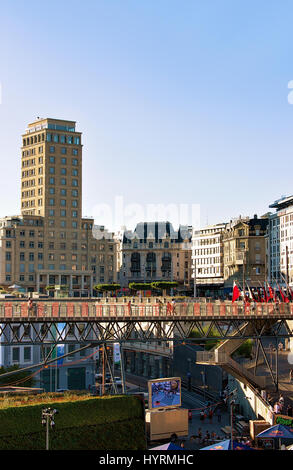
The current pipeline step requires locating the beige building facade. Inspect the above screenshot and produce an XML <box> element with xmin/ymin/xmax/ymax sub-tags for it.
<box><xmin>223</xmin><ymin>215</ymin><xmax>268</xmax><ymax>290</ymax></box>
<box><xmin>118</xmin><ymin>222</ymin><xmax>192</xmax><ymax>291</ymax></box>
<box><xmin>0</xmin><ymin>118</ymin><xmax>117</xmax><ymax>295</ymax></box>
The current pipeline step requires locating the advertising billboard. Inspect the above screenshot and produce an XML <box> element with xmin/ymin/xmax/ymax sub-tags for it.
<box><xmin>148</xmin><ymin>377</ymin><xmax>181</xmax><ymax>410</ymax></box>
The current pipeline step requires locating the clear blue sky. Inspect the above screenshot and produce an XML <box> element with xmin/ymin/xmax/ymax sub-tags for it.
<box><xmin>0</xmin><ymin>0</ymin><xmax>292</xmax><ymax>231</ymax></box>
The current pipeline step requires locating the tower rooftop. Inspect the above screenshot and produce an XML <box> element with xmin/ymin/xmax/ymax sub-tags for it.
<box><xmin>24</xmin><ymin>117</ymin><xmax>77</xmax><ymax>135</ymax></box>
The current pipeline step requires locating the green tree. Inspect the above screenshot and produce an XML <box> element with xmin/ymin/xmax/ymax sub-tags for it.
<box><xmin>94</xmin><ymin>283</ymin><xmax>121</xmax><ymax>297</ymax></box>
<box><xmin>189</xmin><ymin>327</ymin><xmax>221</xmax><ymax>350</ymax></box>
<box><xmin>128</xmin><ymin>282</ymin><xmax>152</xmax><ymax>293</ymax></box>
<box><xmin>151</xmin><ymin>281</ymin><xmax>178</xmax><ymax>297</ymax></box>
<box><xmin>232</xmin><ymin>340</ymin><xmax>253</xmax><ymax>358</ymax></box>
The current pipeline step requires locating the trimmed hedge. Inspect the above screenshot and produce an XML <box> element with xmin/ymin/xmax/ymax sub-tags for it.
<box><xmin>0</xmin><ymin>395</ymin><xmax>146</xmax><ymax>450</ymax></box>
<box><xmin>0</xmin><ymin>419</ymin><xmax>146</xmax><ymax>450</ymax></box>
<box><xmin>129</xmin><ymin>282</ymin><xmax>152</xmax><ymax>291</ymax></box>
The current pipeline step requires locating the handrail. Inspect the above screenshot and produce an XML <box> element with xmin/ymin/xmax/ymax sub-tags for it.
<box><xmin>0</xmin><ymin>300</ymin><xmax>292</xmax><ymax>320</ymax></box>
<box><xmin>196</xmin><ymin>351</ymin><xmax>267</xmax><ymax>388</ymax></box>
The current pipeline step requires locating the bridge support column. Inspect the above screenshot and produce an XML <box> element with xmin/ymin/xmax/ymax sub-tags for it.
<box><xmin>130</xmin><ymin>351</ymin><xmax>136</xmax><ymax>373</ymax></box>
<box><xmin>143</xmin><ymin>354</ymin><xmax>149</xmax><ymax>377</ymax></box>
<box><xmin>125</xmin><ymin>351</ymin><xmax>131</xmax><ymax>373</ymax></box>
<box><xmin>149</xmin><ymin>356</ymin><xmax>156</xmax><ymax>378</ymax></box>
<box><xmin>158</xmin><ymin>357</ymin><xmax>163</xmax><ymax>377</ymax></box>
<box><xmin>136</xmin><ymin>352</ymin><xmax>143</xmax><ymax>375</ymax></box>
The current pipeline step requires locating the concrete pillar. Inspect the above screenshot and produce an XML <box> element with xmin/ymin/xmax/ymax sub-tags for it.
<box><xmin>138</xmin><ymin>352</ymin><xmax>144</xmax><ymax>375</ymax></box>
<box><xmin>149</xmin><ymin>356</ymin><xmax>156</xmax><ymax>378</ymax></box>
<box><xmin>133</xmin><ymin>352</ymin><xmax>139</xmax><ymax>375</ymax></box>
<box><xmin>81</xmin><ymin>274</ymin><xmax>85</xmax><ymax>291</ymax></box>
<box><xmin>90</xmin><ymin>275</ymin><xmax>93</xmax><ymax>297</ymax></box>
<box><xmin>159</xmin><ymin>357</ymin><xmax>163</xmax><ymax>377</ymax></box>
<box><xmin>69</xmin><ymin>275</ymin><xmax>73</xmax><ymax>293</ymax></box>
<box><xmin>143</xmin><ymin>354</ymin><xmax>149</xmax><ymax>377</ymax></box>
<box><xmin>130</xmin><ymin>352</ymin><xmax>136</xmax><ymax>373</ymax></box>
<box><xmin>36</xmin><ymin>273</ymin><xmax>40</xmax><ymax>292</ymax></box>
<box><xmin>126</xmin><ymin>352</ymin><xmax>131</xmax><ymax>373</ymax></box>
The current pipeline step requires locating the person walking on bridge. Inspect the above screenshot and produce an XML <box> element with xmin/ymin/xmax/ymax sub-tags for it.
<box><xmin>166</xmin><ymin>301</ymin><xmax>172</xmax><ymax>315</ymax></box>
<box><xmin>171</xmin><ymin>298</ymin><xmax>176</xmax><ymax>313</ymax></box>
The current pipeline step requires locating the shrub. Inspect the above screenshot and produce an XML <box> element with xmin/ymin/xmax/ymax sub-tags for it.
<box><xmin>0</xmin><ymin>395</ymin><xmax>146</xmax><ymax>450</ymax></box>
<box><xmin>128</xmin><ymin>282</ymin><xmax>152</xmax><ymax>291</ymax></box>
<box><xmin>233</xmin><ymin>339</ymin><xmax>253</xmax><ymax>358</ymax></box>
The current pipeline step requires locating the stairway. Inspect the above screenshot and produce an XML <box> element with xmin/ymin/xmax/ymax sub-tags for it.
<box><xmin>196</xmin><ymin>321</ymin><xmax>267</xmax><ymax>389</ymax></box>
<box><xmin>196</xmin><ymin>350</ymin><xmax>267</xmax><ymax>389</ymax></box>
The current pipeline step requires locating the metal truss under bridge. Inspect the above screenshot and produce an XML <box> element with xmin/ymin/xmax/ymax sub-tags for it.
<box><xmin>0</xmin><ymin>300</ymin><xmax>292</xmax><ymax>346</ymax></box>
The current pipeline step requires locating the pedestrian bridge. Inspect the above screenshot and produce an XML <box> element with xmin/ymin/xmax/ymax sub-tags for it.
<box><xmin>0</xmin><ymin>299</ymin><xmax>292</xmax><ymax>345</ymax></box>
<box><xmin>0</xmin><ymin>299</ymin><xmax>292</xmax><ymax>321</ymax></box>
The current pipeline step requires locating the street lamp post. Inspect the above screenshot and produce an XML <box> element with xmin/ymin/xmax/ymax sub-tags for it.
<box><xmin>230</xmin><ymin>399</ymin><xmax>235</xmax><ymax>450</ymax></box>
<box><xmin>200</xmin><ymin>369</ymin><xmax>206</xmax><ymax>403</ymax></box>
<box><xmin>41</xmin><ymin>407</ymin><xmax>59</xmax><ymax>450</ymax></box>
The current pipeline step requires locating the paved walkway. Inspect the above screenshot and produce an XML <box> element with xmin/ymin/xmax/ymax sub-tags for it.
<box><xmin>125</xmin><ymin>347</ymin><xmax>293</xmax><ymax>449</ymax></box>
<box><xmin>181</xmin><ymin>404</ymin><xmax>232</xmax><ymax>450</ymax></box>
<box><xmin>125</xmin><ymin>373</ymin><xmax>243</xmax><ymax>450</ymax></box>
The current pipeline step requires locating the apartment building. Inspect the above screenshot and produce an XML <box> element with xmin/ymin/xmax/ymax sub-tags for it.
<box><xmin>0</xmin><ymin>117</ymin><xmax>118</xmax><ymax>391</ymax></box>
<box><xmin>268</xmin><ymin>195</ymin><xmax>293</xmax><ymax>286</ymax></box>
<box><xmin>192</xmin><ymin>223</ymin><xmax>226</xmax><ymax>297</ymax></box>
<box><xmin>223</xmin><ymin>215</ymin><xmax>268</xmax><ymax>289</ymax></box>
<box><xmin>117</xmin><ymin>221</ymin><xmax>192</xmax><ymax>292</ymax></box>
<box><xmin>0</xmin><ymin>118</ymin><xmax>117</xmax><ymax>295</ymax></box>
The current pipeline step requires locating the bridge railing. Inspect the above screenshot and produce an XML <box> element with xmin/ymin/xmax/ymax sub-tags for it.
<box><xmin>0</xmin><ymin>301</ymin><xmax>292</xmax><ymax>320</ymax></box>
<box><xmin>196</xmin><ymin>351</ymin><xmax>267</xmax><ymax>389</ymax></box>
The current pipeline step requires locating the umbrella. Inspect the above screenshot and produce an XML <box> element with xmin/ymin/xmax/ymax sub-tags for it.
<box><xmin>8</xmin><ymin>284</ymin><xmax>21</xmax><ymax>289</ymax></box>
<box><xmin>150</xmin><ymin>442</ymin><xmax>183</xmax><ymax>450</ymax></box>
<box><xmin>257</xmin><ymin>424</ymin><xmax>293</xmax><ymax>449</ymax></box>
<box><xmin>200</xmin><ymin>439</ymin><xmax>255</xmax><ymax>450</ymax></box>
<box><xmin>256</xmin><ymin>424</ymin><xmax>293</xmax><ymax>439</ymax></box>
